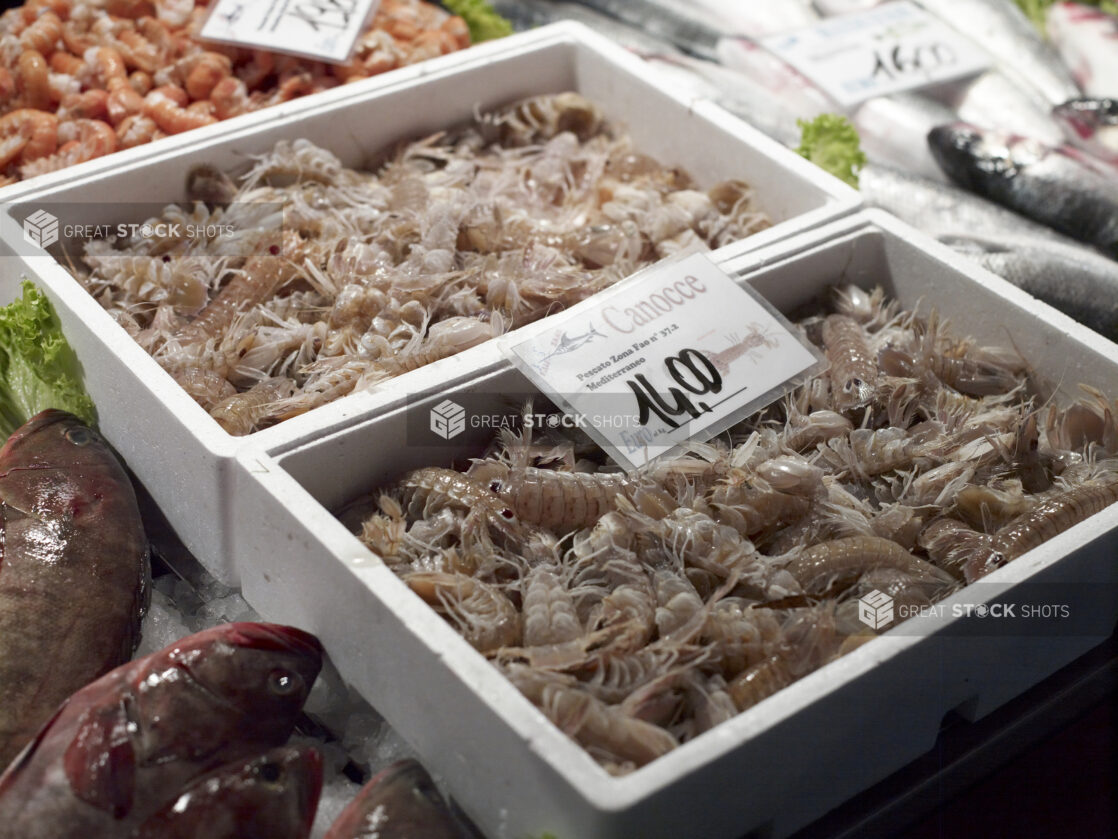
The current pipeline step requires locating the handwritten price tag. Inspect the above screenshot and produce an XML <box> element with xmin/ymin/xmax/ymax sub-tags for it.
<box><xmin>762</xmin><ymin>0</ymin><xmax>990</xmax><ymax>108</ymax></box>
<box><xmin>200</xmin><ymin>0</ymin><xmax>380</xmax><ymax>64</ymax></box>
<box><xmin>504</xmin><ymin>253</ymin><xmax>824</xmax><ymax>471</ymax></box>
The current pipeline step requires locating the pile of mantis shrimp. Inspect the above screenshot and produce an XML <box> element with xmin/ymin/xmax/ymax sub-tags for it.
<box><xmin>342</xmin><ymin>285</ymin><xmax>1118</xmax><ymax>774</ymax></box>
<box><xmin>71</xmin><ymin>91</ymin><xmax>771</xmax><ymax>433</ymax></box>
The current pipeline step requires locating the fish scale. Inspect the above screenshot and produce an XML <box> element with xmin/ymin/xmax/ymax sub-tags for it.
<box><xmin>0</xmin><ymin>622</ymin><xmax>322</xmax><ymax>839</ymax></box>
<box><xmin>0</xmin><ymin>411</ymin><xmax>150</xmax><ymax>772</ymax></box>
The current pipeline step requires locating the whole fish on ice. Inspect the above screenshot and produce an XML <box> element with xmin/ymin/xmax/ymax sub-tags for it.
<box><xmin>0</xmin><ymin>622</ymin><xmax>322</xmax><ymax>839</ymax></box>
<box><xmin>131</xmin><ymin>747</ymin><xmax>323</xmax><ymax>839</ymax></box>
<box><xmin>324</xmin><ymin>759</ymin><xmax>468</xmax><ymax>839</ymax></box>
<box><xmin>560</xmin><ymin>0</ymin><xmax>721</xmax><ymax>59</ymax></box>
<box><xmin>490</xmin><ymin>0</ymin><xmax>685</xmax><ymax>55</ymax></box>
<box><xmin>928</xmin><ymin>122</ymin><xmax>1118</xmax><ymax>257</ymax></box>
<box><xmin>859</xmin><ymin>162</ymin><xmax>1075</xmax><ymax>243</ymax></box>
<box><xmin>914</xmin><ymin>0</ymin><xmax>1082</xmax><ymax>106</ymax></box>
<box><xmin>942</xmin><ymin>234</ymin><xmax>1118</xmax><ymax>342</ymax></box>
<box><xmin>0</xmin><ymin>410</ymin><xmax>150</xmax><ymax>770</ymax></box>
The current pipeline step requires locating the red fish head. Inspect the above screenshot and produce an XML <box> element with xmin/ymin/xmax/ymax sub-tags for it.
<box><xmin>0</xmin><ymin>410</ymin><xmax>129</xmax><ymax>520</ymax></box>
<box><xmin>130</xmin><ymin>622</ymin><xmax>324</xmax><ymax>764</ymax></box>
<box><xmin>0</xmin><ymin>410</ymin><xmax>110</xmax><ymax>469</ymax></box>
<box><xmin>326</xmin><ymin>759</ymin><xmax>464</xmax><ymax>839</ymax></box>
<box><xmin>132</xmin><ymin>746</ymin><xmax>324</xmax><ymax>839</ymax></box>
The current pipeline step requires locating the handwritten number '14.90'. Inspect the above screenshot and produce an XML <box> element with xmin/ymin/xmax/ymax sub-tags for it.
<box><xmin>628</xmin><ymin>349</ymin><xmax>722</xmax><ymax>429</ymax></box>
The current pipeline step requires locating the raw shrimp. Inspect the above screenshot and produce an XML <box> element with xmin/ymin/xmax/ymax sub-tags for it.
<box><xmin>172</xmin><ymin>367</ymin><xmax>235</xmax><ymax>411</ymax></box>
<box><xmin>490</xmin><ymin>466</ymin><xmax>635</xmax><ymax>534</ymax></box>
<box><xmin>174</xmin><ymin>232</ymin><xmax>305</xmax><ymax>345</ymax></box>
<box><xmin>520</xmin><ymin>565</ymin><xmax>583</xmax><ymax>648</ymax></box>
<box><xmin>483</xmin><ymin>91</ymin><xmax>604</xmax><ymax>146</ymax></box>
<box><xmin>405</xmin><ymin>571</ymin><xmax>521</xmax><ymax>652</ymax></box>
<box><xmin>784</xmin><ymin>535</ymin><xmax>954</xmax><ymax>594</ymax></box>
<box><xmin>398</xmin><ymin>467</ymin><xmax>524</xmax><ymax>548</ymax></box>
<box><xmin>209</xmin><ymin>376</ymin><xmax>295</xmax><ymax>435</ymax></box>
<box><xmin>821</xmin><ymin>314</ymin><xmax>878</xmax><ymax>413</ymax></box>
<box><xmin>981</xmin><ymin>472</ymin><xmax>1118</xmax><ymax>576</ymax></box>
<box><xmin>538</xmin><ymin>681</ymin><xmax>678</xmax><ymax>770</ymax></box>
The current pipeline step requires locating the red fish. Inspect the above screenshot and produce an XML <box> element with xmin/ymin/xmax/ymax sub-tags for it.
<box><xmin>325</xmin><ymin>759</ymin><xmax>468</xmax><ymax>839</ymax></box>
<box><xmin>0</xmin><ymin>622</ymin><xmax>322</xmax><ymax>839</ymax></box>
<box><xmin>131</xmin><ymin>747</ymin><xmax>323</xmax><ymax>839</ymax></box>
<box><xmin>0</xmin><ymin>410</ymin><xmax>150</xmax><ymax>769</ymax></box>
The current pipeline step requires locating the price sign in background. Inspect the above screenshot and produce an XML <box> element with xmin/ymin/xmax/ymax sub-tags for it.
<box><xmin>762</xmin><ymin>0</ymin><xmax>990</xmax><ymax>108</ymax></box>
<box><xmin>200</xmin><ymin>0</ymin><xmax>380</xmax><ymax>64</ymax></box>
<box><xmin>504</xmin><ymin>253</ymin><xmax>825</xmax><ymax>472</ymax></box>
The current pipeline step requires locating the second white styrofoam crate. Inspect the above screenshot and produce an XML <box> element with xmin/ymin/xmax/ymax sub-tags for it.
<box><xmin>0</xmin><ymin>21</ymin><xmax>860</xmax><ymax>583</ymax></box>
<box><xmin>228</xmin><ymin>210</ymin><xmax>1118</xmax><ymax>839</ymax></box>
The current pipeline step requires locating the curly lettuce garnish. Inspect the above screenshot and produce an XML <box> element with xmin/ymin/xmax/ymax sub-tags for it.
<box><xmin>796</xmin><ymin>114</ymin><xmax>866</xmax><ymax>189</ymax></box>
<box><xmin>0</xmin><ymin>281</ymin><xmax>96</xmax><ymax>439</ymax></box>
<box><xmin>441</xmin><ymin>0</ymin><xmax>513</xmax><ymax>42</ymax></box>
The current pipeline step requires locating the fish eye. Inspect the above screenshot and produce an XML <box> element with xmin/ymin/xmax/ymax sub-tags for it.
<box><xmin>267</xmin><ymin>669</ymin><xmax>303</xmax><ymax>696</ymax></box>
<box><xmin>258</xmin><ymin>761</ymin><xmax>284</xmax><ymax>784</ymax></box>
<box><xmin>65</xmin><ymin>427</ymin><xmax>93</xmax><ymax>446</ymax></box>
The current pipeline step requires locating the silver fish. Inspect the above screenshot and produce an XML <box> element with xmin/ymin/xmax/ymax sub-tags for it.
<box><xmin>490</xmin><ymin>0</ymin><xmax>684</xmax><ymax>55</ymax></box>
<box><xmin>928</xmin><ymin>122</ymin><xmax>1118</xmax><ymax>257</ymax></box>
<box><xmin>859</xmin><ymin>163</ymin><xmax>1075</xmax><ymax>243</ymax></box>
<box><xmin>561</xmin><ymin>0</ymin><xmax>721</xmax><ymax>60</ymax></box>
<box><xmin>943</xmin><ymin>234</ymin><xmax>1118</xmax><ymax>342</ymax></box>
<box><xmin>853</xmin><ymin>93</ymin><xmax>958</xmax><ymax>182</ymax></box>
<box><xmin>934</xmin><ymin>71</ymin><xmax>1067</xmax><ymax>146</ymax></box>
<box><xmin>914</xmin><ymin>0</ymin><xmax>1082</xmax><ymax>106</ymax></box>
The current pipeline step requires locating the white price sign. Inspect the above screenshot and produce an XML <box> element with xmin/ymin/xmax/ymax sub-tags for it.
<box><xmin>200</xmin><ymin>0</ymin><xmax>380</xmax><ymax>64</ymax></box>
<box><xmin>762</xmin><ymin>0</ymin><xmax>990</xmax><ymax>107</ymax></box>
<box><xmin>504</xmin><ymin>253</ymin><xmax>823</xmax><ymax>471</ymax></box>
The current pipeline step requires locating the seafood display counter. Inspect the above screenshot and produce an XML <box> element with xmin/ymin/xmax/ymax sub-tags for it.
<box><xmin>225</xmin><ymin>211</ymin><xmax>1118</xmax><ymax>839</ymax></box>
<box><xmin>0</xmin><ymin>22</ymin><xmax>860</xmax><ymax>583</ymax></box>
<box><xmin>0</xmin><ymin>7</ymin><xmax>1112</xmax><ymax>836</ymax></box>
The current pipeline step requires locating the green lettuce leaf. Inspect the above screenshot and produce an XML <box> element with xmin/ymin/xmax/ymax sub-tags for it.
<box><xmin>796</xmin><ymin>114</ymin><xmax>866</xmax><ymax>189</ymax></box>
<box><xmin>441</xmin><ymin>0</ymin><xmax>513</xmax><ymax>42</ymax></box>
<box><xmin>1014</xmin><ymin>0</ymin><xmax>1118</xmax><ymax>31</ymax></box>
<box><xmin>0</xmin><ymin>281</ymin><xmax>96</xmax><ymax>440</ymax></box>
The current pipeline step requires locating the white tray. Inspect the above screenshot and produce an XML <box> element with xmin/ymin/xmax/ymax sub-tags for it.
<box><xmin>228</xmin><ymin>210</ymin><xmax>1118</xmax><ymax>839</ymax></box>
<box><xmin>0</xmin><ymin>22</ymin><xmax>859</xmax><ymax>582</ymax></box>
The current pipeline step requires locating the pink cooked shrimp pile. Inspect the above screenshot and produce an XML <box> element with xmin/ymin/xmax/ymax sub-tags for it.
<box><xmin>0</xmin><ymin>0</ymin><xmax>468</xmax><ymax>185</ymax></box>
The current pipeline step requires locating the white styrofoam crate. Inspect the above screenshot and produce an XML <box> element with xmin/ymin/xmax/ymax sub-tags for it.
<box><xmin>0</xmin><ymin>21</ymin><xmax>859</xmax><ymax>583</ymax></box>
<box><xmin>228</xmin><ymin>210</ymin><xmax>1118</xmax><ymax>839</ymax></box>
